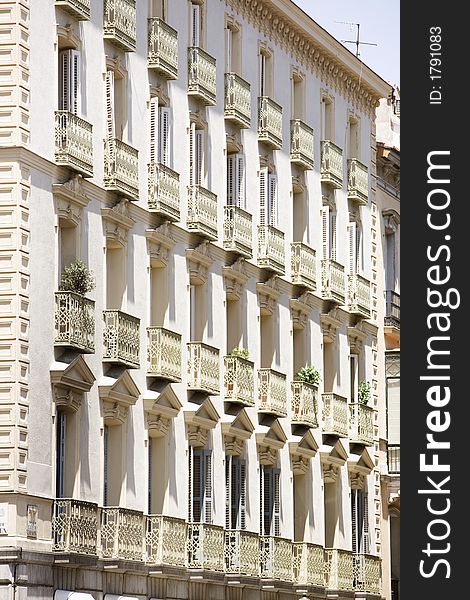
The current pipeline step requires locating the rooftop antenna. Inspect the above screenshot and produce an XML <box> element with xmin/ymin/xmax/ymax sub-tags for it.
<box><xmin>335</xmin><ymin>22</ymin><xmax>377</xmax><ymax>58</ymax></box>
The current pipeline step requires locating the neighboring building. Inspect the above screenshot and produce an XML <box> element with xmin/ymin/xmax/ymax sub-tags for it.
<box><xmin>376</xmin><ymin>87</ymin><xmax>400</xmax><ymax>600</ymax></box>
<box><xmin>0</xmin><ymin>2</ymin><xmax>391</xmax><ymax>600</ymax></box>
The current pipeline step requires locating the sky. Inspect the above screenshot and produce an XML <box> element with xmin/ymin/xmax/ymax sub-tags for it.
<box><xmin>292</xmin><ymin>1</ymin><xmax>400</xmax><ymax>86</ymax></box>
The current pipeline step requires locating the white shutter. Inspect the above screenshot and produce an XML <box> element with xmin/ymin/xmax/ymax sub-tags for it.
<box><xmin>322</xmin><ymin>206</ymin><xmax>330</xmax><ymax>260</ymax></box>
<box><xmin>259</xmin><ymin>52</ymin><xmax>265</xmax><ymax>96</ymax></box>
<box><xmin>225</xmin><ymin>455</ymin><xmax>231</xmax><ymax>529</ymax></box>
<box><xmin>103</xmin><ymin>424</ymin><xmax>109</xmax><ymax>506</ymax></box>
<box><xmin>148</xmin><ymin>437</ymin><xmax>153</xmax><ymax>514</ymax></box>
<box><xmin>237</xmin><ymin>154</ymin><xmax>245</xmax><ymax>208</ymax></box>
<box><xmin>259</xmin><ymin>168</ymin><xmax>268</xmax><ymax>226</ymax></box>
<box><xmin>191</xmin><ymin>447</ymin><xmax>203</xmax><ymax>521</ymax></box>
<box><xmin>268</xmin><ymin>174</ymin><xmax>277</xmax><ymax>226</ymax></box>
<box><xmin>227</xmin><ymin>154</ymin><xmax>236</xmax><ymax>206</ymax></box>
<box><xmin>195</xmin><ymin>129</ymin><xmax>204</xmax><ymax>186</ymax></box>
<box><xmin>350</xmin><ymin>355</ymin><xmax>358</xmax><ymax>404</ymax></box>
<box><xmin>105</xmin><ymin>71</ymin><xmax>115</xmax><ymax>146</ymax></box>
<box><xmin>351</xmin><ymin>489</ymin><xmax>358</xmax><ymax>554</ymax></box>
<box><xmin>331</xmin><ymin>212</ymin><xmax>337</xmax><ymax>261</ymax></box>
<box><xmin>56</xmin><ymin>412</ymin><xmax>66</xmax><ymax>498</ymax></box>
<box><xmin>239</xmin><ymin>459</ymin><xmax>246</xmax><ymax>530</ymax></box>
<box><xmin>363</xmin><ymin>492</ymin><xmax>370</xmax><ymax>554</ymax></box>
<box><xmin>191</xmin><ymin>3</ymin><xmax>201</xmax><ymax>47</ymax></box>
<box><xmin>357</xmin><ymin>224</ymin><xmax>363</xmax><ymax>274</ymax></box>
<box><xmin>159</xmin><ymin>106</ymin><xmax>171</xmax><ymax>166</ymax></box>
<box><xmin>189</xmin><ymin>123</ymin><xmax>195</xmax><ymax>187</ymax></box>
<box><xmin>59</xmin><ymin>49</ymin><xmax>80</xmax><ymax>114</ymax></box>
<box><xmin>70</xmin><ymin>50</ymin><xmax>80</xmax><ymax>115</ymax></box>
<box><xmin>348</xmin><ymin>222</ymin><xmax>357</xmax><ymax>275</ymax></box>
<box><xmin>272</xmin><ymin>468</ymin><xmax>280</xmax><ymax>536</ymax></box>
<box><xmin>203</xmin><ymin>449</ymin><xmax>212</xmax><ymax>524</ymax></box>
<box><xmin>188</xmin><ymin>446</ymin><xmax>194</xmax><ymax>521</ymax></box>
<box><xmin>225</xmin><ymin>26</ymin><xmax>232</xmax><ymax>73</ymax></box>
<box><xmin>149</xmin><ymin>97</ymin><xmax>158</xmax><ymax>164</ymax></box>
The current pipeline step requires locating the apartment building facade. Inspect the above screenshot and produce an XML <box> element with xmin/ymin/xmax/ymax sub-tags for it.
<box><xmin>0</xmin><ymin>1</ymin><xmax>391</xmax><ymax>599</ymax></box>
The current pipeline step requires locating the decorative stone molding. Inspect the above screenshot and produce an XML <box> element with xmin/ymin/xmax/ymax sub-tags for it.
<box><xmin>349</xmin><ymin>471</ymin><xmax>365</xmax><ymax>490</ymax></box>
<box><xmin>289</xmin><ymin>430</ymin><xmax>318</xmax><ymax>475</ymax></box>
<box><xmin>150</xmin><ymin>84</ymin><xmax>170</xmax><ymax>108</ymax></box>
<box><xmin>385</xmin><ymin>351</ymin><xmax>400</xmax><ymax>378</ymax></box>
<box><xmin>53</xmin><ymin>387</ymin><xmax>82</xmax><ymax>414</ymax></box>
<box><xmin>292</xmin><ymin>455</ymin><xmax>310</xmax><ymax>475</ymax></box>
<box><xmin>184</xmin><ymin>398</ymin><xmax>220</xmax><ymax>447</ymax></box>
<box><xmin>106</xmin><ymin>55</ymin><xmax>127</xmax><ymax>80</ymax></box>
<box><xmin>348</xmin><ymin>447</ymin><xmax>375</xmax><ymax>479</ymax></box>
<box><xmin>186</xmin><ymin>241</ymin><xmax>213</xmax><ymax>285</ymax></box>
<box><xmin>256</xmin><ymin>419</ymin><xmax>287</xmax><ymax>465</ymax></box>
<box><xmin>322</xmin><ymin>462</ymin><xmax>340</xmax><ymax>483</ymax></box>
<box><xmin>292</xmin><ymin>174</ymin><xmax>306</xmax><ymax>194</ymax></box>
<box><xmin>320</xmin><ymin>439</ymin><xmax>348</xmax><ymax>483</ymax></box>
<box><xmin>53</xmin><ymin>176</ymin><xmax>90</xmax><ymax>227</ymax></box>
<box><xmin>146</xmin><ymin>223</ymin><xmax>176</xmax><ymax>268</ymax></box>
<box><xmin>51</xmin><ymin>355</ymin><xmax>96</xmax><ymax>413</ymax></box>
<box><xmin>348</xmin><ymin>325</ymin><xmax>367</xmax><ymax>354</ymax></box>
<box><xmin>57</xmin><ymin>24</ymin><xmax>81</xmax><ymax>50</ymax></box>
<box><xmin>189</xmin><ymin>108</ymin><xmax>208</xmax><ymax>130</ymax></box>
<box><xmin>226</xmin><ymin>131</ymin><xmax>243</xmax><ymax>154</ymax></box>
<box><xmin>257</xmin><ymin>276</ymin><xmax>281</xmax><ymax>316</ymax></box>
<box><xmin>382</xmin><ymin>209</ymin><xmax>400</xmax><ymax>234</ymax></box>
<box><xmin>258</xmin><ymin>446</ymin><xmax>278</xmax><ymax>466</ymax></box>
<box><xmin>321</xmin><ymin>311</ymin><xmax>342</xmax><ymax>343</ymax></box>
<box><xmin>146</xmin><ymin>414</ymin><xmax>170</xmax><ymax>437</ymax></box>
<box><xmin>99</xmin><ymin>370</ymin><xmax>140</xmax><ymax>426</ymax></box>
<box><xmin>223</xmin><ymin>258</ymin><xmax>249</xmax><ymax>301</ymax></box>
<box><xmin>144</xmin><ymin>383</ymin><xmax>181</xmax><ymax>438</ymax></box>
<box><xmin>290</xmin><ymin>291</ymin><xmax>315</xmax><ymax>330</ymax></box>
<box><xmin>102</xmin><ymin>199</ymin><xmax>135</xmax><ymax>248</ymax></box>
<box><xmin>221</xmin><ymin>409</ymin><xmax>255</xmax><ymax>455</ymax></box>
<box><xmin>259</xmin><ymin>154</ymin><xmax>276</xmax><ymax>173</ymax></box>
<box><xmin>224</xmin><ymin>437</ymin><xmax>244</xmax><ymax>456</ymax></box>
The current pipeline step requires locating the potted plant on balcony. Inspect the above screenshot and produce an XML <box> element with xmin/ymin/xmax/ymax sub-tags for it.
<box><xmin>60</xmin><ymin>259</ymin><xmax>95</xmax><ymax>296</ymax></box>
<box><xmin>358</xmin><ymin>380</ymin><xmax>371</xmax><ymax>405</ymax></box>
<box><xmin>230</xmin><ymin>347</ymin><xmax>249</xmax><ymax>359</ymax></box>
<box><xmin>296</xmin><ymin>365</ymin><xmax>321</xmax><ymax>387</ymax></box>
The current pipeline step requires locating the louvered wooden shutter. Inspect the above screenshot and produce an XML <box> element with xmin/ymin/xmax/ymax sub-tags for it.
<box><xmin>103</xmin><ymin>424</ymin><xmax>109</xmax><ymax>506</ymax></box>
<box><xmin>363</xmin><ymin>491</ymin><xmax>370</xmax><ymax>554</ymax></box>
<box><xmin>148</xmin><ymin>437</ymin><xmax>153</xmax><ymax>514</ymax></box>
<box><xmin>348</xmin><ymin>222</ymin><xmax>357</xmax><ymax>275</ymax></box>
<box><xmin>192</xmin><ymin>448</ymin><xmax>203</xmax><ymax>521</ymax></box>
<box><xmin>189</xmin><ymin>123</ymin><xmax>195</xmax><ymax>186</ymax></box>
<box><xmin>261</xmin><ymin>465</ymin><xmax>269</xmax><ymax>535</ymax></box>
<box><xmin>225</xmin><ymin>456</ymin><xmax>231</xmax><ymax>529</ymax></box>
<box><xmin>259</xmin><ymin>52</ymin><xmax>265</xmax><ymax>96</ymax></box>
<box><xmin>272</xmin><ymin>468</ymin><xmax>280</xmax><ymax>536</ymax></box>
<box><xmin>149</xmin><ymin>97</ymin><xmax>158</xmax><ymax>164</ymax></box>
<box><xmin>268</xmin><ymin>174</ymin><xmax>277</xmax><ymax>226</ymax></box>
<box><xmin>237</xmin><ymin>154</ymin><xmax>245</xmax><ymax>208</ymax></box>
<box><xmin>322</xmin><ymin>206</ymin><xmax>330</xmax><ymax>260</ymax></box>
<box><xmin>357</xmin><ymin>224</ymin><xmax>363</xmax><ymax>274</ymax></box>
<box><xmin>227</xmin><ymin>154</ymin><xmax>236</xmax><ymax>206</ymax></box>
<box><xmin>331</xmin><ymin>212</ymin><xmax>337</xmax><ymax>261</ymax></box>
<box><xmin>59</xmin><ymin>50</ymin><xmax>80</xmax><ymax>114</ymax></box>
<box><xmin>203</xmin><ymin>449</ymin><xmax>212</xmax><ymax>524</ymax></box>
<box><xmin>159</xmin><ymin>106</ymin><xmax>171</xmax><ymax>166</ymax></box>
<box><xmin>195</xmin><ymin>129</ymin><xmax>204</xmax><ymax>186</ymax></box>
<box><xmin>56</xmin><ymin>412</ymin><xmax>66</xmax><ymax>498</ymax></box>
<box><xmin>259</xmin><ymin>168</ymin><xmax>268</xmax><ymax>226</ymax></box>
<box><xmin>351</xmin><ymin>489</ymin><xmax>358</xmax><ymax>553</ymax></box>
<box><xmin>188</xmin><ymin>446</ymin><xmax>193</xmax><ymax>520</ymax></box>
<box><xmin>105</xmin><ymin>71</ymin><xmax>115</xmax><ymax>146</ymax></box>
<box><xmin>239</xmin><ymin>459</ymin><xmax>246</xmax><ymax>530</ymax></box>
<box><xmin>191</xmin><ymin>3</ymin><xmax>201</xmax><ymax>47</ymax></box>
<box><xmin>225</xmin><ymin>26</ymin><xmax>232</xmax><ymax>73</ymax></box>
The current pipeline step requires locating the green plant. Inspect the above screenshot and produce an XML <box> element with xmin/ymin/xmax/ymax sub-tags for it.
<box><xmin>358</xmin><ymin>380</ymin><xmax>371</xmax><ymax>405</ymax></box>
<box><xmin>296</xmin><ymin>365</ymin><xmax>321</xmax><ymax>386</ymax></box>
<box><xmin>230</xmin><ymin>347</ymin><xmax>249</xmax><ymax>359</ymax></box>
<box><xmin>60</xmin><ymin>260</ymin><xmax>95</xmax><ymax>296</ymax></box>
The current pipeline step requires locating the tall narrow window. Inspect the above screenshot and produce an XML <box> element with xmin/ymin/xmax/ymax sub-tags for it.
<box><xmin>292</xmin><ymin>73</ymin><xmax>304</xmax><ymax>120</ymax></box>
<box><xmin>189</xmin><ymin>447</ymin><xmax>213</xmax><ymax>523</ymax></box>
<box><xmin>189</xmin><ymin>122</ymin><xmax>205</xmax><ymax>186</ymax></box>
<box><xmin>103</xmin><ymin>424</ymin><xmax>109</xmax><ymax>506</ymax></box>
<box><xmin>348</xmin><ymin>116</ymin><xmax>360</xmax><ymax>159</ymax></box>
<box><xmin>225</xmin><ymin>456</ymin><xmax>246</xmax><ymax>530</ymax></box>
<box><xmin>150</xmin><ymin>0</ymin><xmax>166</xmax><ymax>20</ymax></box>
<box><xmin>225</xmin><ymin>21</ymin><xmax>240</xmax><ymax>73</ymax></box>
<box><xmin>348</xmin><ymin>221</ymin><xmax>363</xmax><ymax>275</ymax></box>
<box><xmin>350</xmin><ymin>354</ymin><xmax>359</xmax><ymax>404</ymax></box>
<box><xmin>321</xmin><ymin>97</ymin><xmax>333</xmax><ymax>141</ymax></box>
<box><xmin>227</xmin><ymin>153</ymin><xmax>245</xmax><ymax>208</ymax></box>
<box><xmin>149</xmin><ymin>98</ymin><xmax>172</xmax><ymax>166</ymax></box>
<box><xmin>322</xmin><ymin>206</ymin><xmax>337</xmax><ymax>261</ymax></box>
<box><xmin>103</xmin><ymin>423</ymin><xmax>123</xmax><ymax>506</ymax></box>
<box><xmin>105</xmin><ymin>69</ymin><xmax>127</xmax><ymax>142</ymax></box>
<box><xmin>56</xmin><ymin>411</ymin><xmax>67</xmax><ymax>498</ymax></box>
<box><xmin>190</xmin><ymin>2</ymin><xmax>201</xmax><ymax>47</ymax></box>
<box><xmin>260</xmin><ymin>466</ymin><xmax>280</xmax><ymax>536</ymax></box>
<box><xmin>386</xmin><ymin>231</ymin><xmax>396</xmax><ymax>290</ymax></box>
<box><xmin>259</xmin><ymin>168</ymin><xmax>278</xmax><ymax>227</ymax></box>
<box><xmin>351</xmin><ymin>489</ymin><xmax>370</xmax><ymax>554</ymax></box>
<box><xmin>259</xmin><ymin>49</ymin><xmax>272</xmax><ymax>97</ymax></box>
<box><xmin>59</xmin><ymin>49</ymin><xmax>80</xmax><ymax>115</ymax></box>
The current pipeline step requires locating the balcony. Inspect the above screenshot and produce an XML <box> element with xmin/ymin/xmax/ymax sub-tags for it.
<box><xmin>187</xmin><ymin>185</ymin><xmax>218</xmax><ymax>240</ymax></box>
<box><xmin>54</xmin><ymin>291</ymin><xmax>95</xmax><ymax>353</ymax></box>
<box><xmin>292</xmin><ymin>542</ymin><xmax>325</xmax><ymax>587</ymax></box>
<box><xmin>52</xmin><ymin>499</ymin><xmax>98</xmax><ymax>555</ymax></box>
<box><xmin>188</xmin><ymin>47</ymin><xmax>217</xmax><ymax>106</ymax></box>
<box><xmin>224</xmin><ymin>355</ymin><xmax>255</xmax><ymax>406</ymax></box>
<box><xmin>321</xmin><ymin>259</ymin><xmax>346</xmax><ymax>304</ymax></box>
<box><xmin>290</xmin><ymin>120</ymin><xmax>314</xmax><ymax>169</ymax></box>
<box><xmin>104</xmin><ymin>138</ymin><xmax>139</xmax><ymax>200</ymax></box>
<box><xmin>147</xmin><ymin>327</ymin><xmax>182</xmax><ymax>382</ymax></box>
<box><xmin>291</xmin><ymin>242</ymin><xmax>316</xmax><ymax>290</ymax></box>
<box><xmin>325</xmin><ymin>549</ymin><xmax>354</xmax><ymax>591</ymax></box>
<box><xmin>187</xmin><ymin>522</ymin><xmax>225</xmax><ymax>571</ymax></box>
<box><xmin>223</xmin><ymin>205</ymin><xmax>253</xmax><ymax>258</ymax></box>
<box><xmin>260</xmin><ymin>536</ymin><xmax>293</xmax><ymax>581</ymax></box>
<box><xmin>320</xmin><ymin>141</ymin><xmax>343</xmax><ymax>188</ymax></box>
<box><xmin>258</xmin><ymin>369</ymin><xmax>287</xmax><ymax>418</ymax></box>
<box><xmin>225</xmin><ymin>530</ymin><xmax>260</xmax><ymax>576</ymax></box>
<box><xmin>349</xmin><ymin>403</ymin><xmax>374</xmax><ymax>445</ymax></box>
<box><xmin>291</xmin><ymin>382</ymin><xmax>318</xmax><ymax>428</ymax></box>
<box><xmin>148</xmin><ymin>163</ymin><xmax>180</xmax><ymax>221</ymax></box>
<box><xmin>347</xmin><ymin>159</ymin><xmax>369</xmax><ymax>205</ymax></box>
<box><xmin>388</xmin><ymin>445</ymin><xmax>400</xmax><ymax>474</ymax></box>
<box><xmin>257</xmin><ymin>225</ymin><xmax>285</xmax><ymax>274</ymax></box>
<box><xmin>347</xmin><ymin>274</ymin><xmax>371</xmax><ymax>318</ymax></box>
<box><xmin>353</xmin><ymin>554</ymin><xmax>382</xmax><ymax>594</ymax></box>
<box><xmin>146</xmin><ymin>515</ymin><xmax>187</xmax><ymax>567</ymax></box>
<box><xmin>385</xmin><ymin>290</ymin><xmax>400</xmax><ymax>328</ymax></box>
<box><xmin>101</xmin><ymin>507</ymin><xmax>145</xmax><ymax>561</ymax></box>
<box><xmin>54</xmin><ymin>112</ymin><xmax>93</xmax><ymax>177</ymax></box>
<box><xmin>187</xmin><ymin>342</ymin><xmax>220</xmax><ymax>394</ymax></box>
<box><xmin>224</xmin><ymin>73</ymin><xmax>251</xmax><ymax>128</ymax></box>
<box><xmin>103</xmin><ymin>0</ymin><xmax>136</xmax><ymax>52</ymax></box>
<box><xmin>148</xmin><ymin>18</ymin><xmax>178</xmax><ymax>79</ymax></box>
<box><xmin>321</xmin><ymin>393</ymin><xmax>348</xmax><ymax>437</ymax></box>
<box><xmin>55</xmin><ymin>0</ymin><xmax>90</xmax><ymax>20</ymax></box>
<box><xmin>258</xmin><ymin>97</ymin><xmax>283</xmax><ymax>149</ymax></box>
<box><xmin>103</xmin><ymin>310</ymin><xmax>140</xmax><ymax>368</ymax></box>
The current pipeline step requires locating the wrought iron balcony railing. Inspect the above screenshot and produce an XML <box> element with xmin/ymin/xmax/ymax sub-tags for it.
<box><xmin>147</xmin><ymin>327</ymin><xmax>182</xmax><ymax>382</ymax></box>
<box><xmin>353</xmin><ymin>554</ymin><xmax>382</xmax><ymax>594</ymax></box>
<box><xmin>349</xmin><ymin>403</ymin><xmax>374</xmax><ymax>445</ymax></box>
<box><xmin>148</xmin><ymin>163</ymin><xmax>180</xmax><ymax>221</ymax></box>
<box><xmin>54</xmin><ymin>291</ymin><xmax>95</xmax><ymax>353</ymax></box>
<box><xmin>187</xmin><ymin>522</ymin><xmax>225</xmax><ymax>571</ymax></box>
<box><xmin>100</xmin><ymin>506</ymin><xmax>145</xmax><ymax>561</ymax></box>
<box><xmin>146</xmin><ymin>515</ymin><xmax>187</xmax><ymax>567</ymax></box>
<box><xmin>148</xmin><ymin>18</ymin><xmax>178</xmax><ymax>79</ymax></box>
<box><xmin>187</xmin><ymin>342</ymin><xmax>220</xmax><ymax>394</ymax></box>
<box><xmin>225</xmin><ymin>529</ymin><xmax>260</xmax><ymax>576</ymax></box>
<box><xmin>187</xmin><ymin>185</ymin><xmax>218</xmax><ymax>240</ymax></box>
<box><xmin>321</xmin><ymin>259</ymin><xmax>346</xmax><ymax>304</ymax></box>
<box><xmin>320</xmin><ymin>141</ymin><xmax>343</xmax><ymax>188</ymax></box>
<box><xmin>54</xmin><ymin>112</ymin><xmax>93</xmax><ymax>177</ymax></box>
<box><xmin>385</xmin><ymin>290</ymin><xmax>400</xmax><ymax>328</ymax></box>
<box><xmin>258</xmin><ymin>369</ymin><xmax>287</xmax><ymax>417</ymax></box>
<box><xmin>224</xmin><ymin>355</ymin><xmax>255</xmax><ymax>406</ymax></box>
<box><xmin>321</xmin><ymin>393</ymin><xmax>348</xmax><ymax>437</ymax></box>
<box><xmin>291</xmin><ymin>120</ymin><xmax>314</xmax><ymax>169</ymax></box>
<box><xmin>104</xmin><ymin>138</ymin><xmax>139</xmax><ymax>200</ymax></box>
<box><xmin>258</xmin><ymin>96</ymin><xmax>283</xmax><ymax>149</ymax></box>
<box><xmin>103</xmin><ymin>0</ymin><xmax>136</xmax><ymax>52</ymax></box>
<box><xmin>291</xmin><ymin>381</ymin><xmax>318</xmax><ymax>428</ymax></box>
<box><xmin>388</xmin><ymin>445</ymin><xmax>400</xmax><ymax>474</ymax></box>
<box><xmin>224</xmin><ymin>73</ymin><xmax>251</xmax><ymax>128</ymax></box>
<box><xmin>55</xmin><ymin>0</ymin><xmax>90</xmax><ymax>20</ymax></box>
<box><xmin>260</xmin><ymin>536</ymin><xmax>293</xmax><ymax>581</ymax></box>
<box><xmin>347</xmin><ymin>159</ymin><xmax>369</xmax><ymax>205</ymax></box>
<box><xmin>257</xmin><ymin>225</ymin><xmax>285</xmax><ymax>274</ymax></box>
<box><xmin>188</xmin><ymin>47</ymin><xmax>217</xmax><ymax>106</ymax></box>
<box><xmin>103</xmin><ymin>310</ymin><xmax>140</xmax><ymax>368</ymax></box>
<box><xmin>347</xmin><ymin>273</ymin><xmax>371</xmax><ymax>318</ymax></box>
<box><xmin>292</xmin><ymin>541</ymin><xmax>325</xmax><ymax>587</ymax></box>
<box><xmin>52</xmin><ymin>499</ymin><xmax>98</xmax><ymax>555</ymax></box>
<box><xmin>291</xmin><ymin>242</ymin><xmax>316</xmax><ymax>289</ymax></box>
<box><xmin>223</xmin><ymin>205</ymin><xmax>253</xmax><ymax>258</ymax></box>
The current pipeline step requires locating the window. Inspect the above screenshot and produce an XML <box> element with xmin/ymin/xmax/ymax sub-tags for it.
<box><xmin>351</xmin><ymin>489</ymin><xmax>370</xmax><ymax>554</ymax></box>
<box><xmin>59</xmin><ymin>49</ymin><xmax>80</xmax><ymax>115</ymax></box>
<box><xmin>292</xmin><ymin>71</ymin><xmax>305</xmax><ymax>120</ymax></box>
<box><xmin>225</xmin><ymin>456</ymin><xmax>246</xmax><ymax>530</ymax></box>
<box><xmin>190</xmin><ymin>1</ymin><xmax>202</xmax><ymax>47</ymax></box>
<box><xmin>105</xmin><ymin>69</ymin><xmax>127</xmax><ymax>142</ymax></box>
<box><xmin>189</xmin><ymin>122</ymin><xmax>205</xmax><ymax>186</ymax></box>
<box><xmin>55</xmin><ymin>409</ymin><xmax>78</xmax><ymax>498</ymax></box>
<box><xmin>259</xmin><ymin>167</ymin><xmax>277</xmax><ymax>227</ymax></box>
<box><xmin>260</xmin><ymin>466</ymin><xmax>280</xmax><ymax>536</ymax></box>
<box><xmin>103</xmin><ymin>423</ymin><xmax>124</xmax><ymax>506</ymax></box>
<box><xmin>149</xmin><ymin>97</ymin><xmax>172</xmax><ymax>166</ymax></box>
<box><xmin>56</xmin><ymin>411</ymin><xmax>67</xmax><ymax>498</ymax></box>
<box><xmin>227</xmin><ymin>153</ymin><xmax>245</xmax><ymax>208</ymax></box>
<box><xmin>188</xmin><ymin>447</ymin><xmax>212</xmax><ymax>523</ymax></box>
<box><xmin>348</xmin><ymin>115</ymin><xmax>360</xmax><ymax>159</ymax></box>
<box><xmin>321</xmin><ymin>96</ymin><xmax>334</xmax><ymax>141</ymax></box>
<box><xmin>347</xmin><ymin>221</ymin><xmax>363</xmax><ymax>275</ymax></box>
<box><xmin>386</xmin><ymin>231</ymin><xmax>396</xmax><ymax>291</ymax></box>
<box><xmin>350</xmin><ymin>354</ymin><xmax>359</xmax><ymax>404</ymax></box>
<box><xmin>322</xmin><ymin>205</ymin><xmax>337</xmax><ymax>261</ymax></box>
<box><xmin>150</xmin><ymin>0</ymin><xmax>166</xmax><ymax>20</ymax></box>
<box><xmin>225</xmin><ymin>20</ymin><xmax>241</xmax><ymax>73</ymax></box>
<box><xmin>259</xmin><ymin>48</ymin><xmax>272</xmax><ymax>97</ymax></box>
